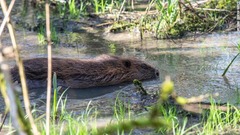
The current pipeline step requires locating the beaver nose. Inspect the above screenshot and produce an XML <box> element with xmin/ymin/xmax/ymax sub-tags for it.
<box><xmin>155</xmin><ymin>70</ymin><xmax>159</xmax><ymax>77</ymax></box>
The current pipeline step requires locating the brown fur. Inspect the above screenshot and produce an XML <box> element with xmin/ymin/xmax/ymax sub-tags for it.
<box><xmin>11</xmin><ymin>55</ymin><xmax>159</xmax><ymax>89</ymax></box>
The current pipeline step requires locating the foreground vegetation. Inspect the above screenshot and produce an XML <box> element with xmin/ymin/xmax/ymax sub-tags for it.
<box><xmin>1</xmin><ymin>77</ymin><xmax>240</xmax><ymax>134</ymax></box>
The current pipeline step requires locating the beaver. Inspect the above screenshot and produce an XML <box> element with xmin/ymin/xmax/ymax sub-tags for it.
<box><xmin>11</xmin><ymin>55</ymin><xmax>159</xmax><ymax>89</ymax></box>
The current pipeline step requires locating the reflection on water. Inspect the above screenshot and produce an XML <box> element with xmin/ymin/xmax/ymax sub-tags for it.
<box><xmin>2</xmin><ymin>30</ymin><xmax>240</xmax><ymax>104</ymax></box>
<box><xmin>29</xmin><ymin>86</ymin><xmax>120</xmax><ymax>100</ymax></box>
<box><xmin>60</xmin><ymin>85</ymin><xmax>126</xmax><ymax>99</ymax></box>
<box><xmin>28</xmin><ymin>79</ymin><xmax>159</xmax><ymax>100</ymax></box>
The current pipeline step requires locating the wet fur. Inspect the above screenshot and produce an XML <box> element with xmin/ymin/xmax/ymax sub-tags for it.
<box><xmin>11</xmin><ymin>55</ymin><xmax>159</xmax><ymax>88</ymax></box>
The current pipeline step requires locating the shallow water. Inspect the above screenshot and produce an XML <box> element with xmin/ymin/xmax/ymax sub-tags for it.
<box><xmin>136</xmin><ymin>32</ymin><xmax>240</xmax><ymax>104</ymax></box>
<box><xmin>1</xmin><ymin>30</ymin><xmax>240</xmax><ymax>109</ymax></box>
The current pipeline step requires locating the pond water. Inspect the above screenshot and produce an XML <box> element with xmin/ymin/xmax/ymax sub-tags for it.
<box><xmin>104</xmin><ymin>31</ymin><xmax>240</xmax><ymax>104</ymax></box>
<box><xmin>144</xmin><ymin>32</ymin><xmax>240</xmax><ymax>104</ymax></box>
<box><xmin>1</xmin><ymin>30</ymin><xmax>240</xmax><ymax>113</ymax></box>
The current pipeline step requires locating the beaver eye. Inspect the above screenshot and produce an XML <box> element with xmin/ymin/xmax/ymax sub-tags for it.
<box><xmin>123</xmin><ymin>60</ymin><xmax>131</xmax><ymax>68</ymax></box>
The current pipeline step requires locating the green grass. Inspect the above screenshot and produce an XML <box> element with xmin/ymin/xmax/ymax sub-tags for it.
<box><xmin>2</xmin><ymin>77</ymin><xmax>240</xmax><ymax>134</ymax></box>
<box><xmin>68</xmin><ymin>0</ymin><xmax>86</xmax><ymax>18</ymax></box>
<box><xmin>199</xmin><ymin>102</ymin><xmax>240</xmax><ymax>134</ymax></box>
<box><xmin>55</xmin><ymin>0</ymin><xmax>123</xmax><ymax>17</ymax></box>
<box><xmin>37</xmin><ymin>25</ymin><xmax>46</xmax><ymax>45</ymax></box>
<box><xmin>38</xmin><ymin>79</ymin><xmax>240</xmax><ymax>135</ymax></box>
<box><xmin>55</xmin><ymin>0</ymin><xmax>86</xmax><ymax>19</ymax></box>
<box><xmin>50</xmin><ymin>26</ymin><xmax>59</xmax><ymax>44</ymax></box>
<box><xmin>108</xmin><ymin>43</ymin><xmax>117</xmax><ymax>55</ymax></box>
<box><xmin>154</xmin><ymin>0</ymin><xmax>180</xmax><ymax>39</ymax></box>
<box><xmin>37</xmin><ymin>24</ymin><xmax>59</xmax><ymax>45</ymax></box>
<box><xmin>114</xmin><ymin>94</ymin><xmax>131</xmax><ymax>122</ymax></box>
<box><xmin>93</xmin><ymin>0</ymin><xmax>109</xmax><ymax>14</ymax></box>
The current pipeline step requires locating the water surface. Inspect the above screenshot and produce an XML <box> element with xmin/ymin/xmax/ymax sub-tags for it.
<box><xmin>2</xmin><ymin>30</ymin><xmax>240</xmax><ymax>104</ymax></box>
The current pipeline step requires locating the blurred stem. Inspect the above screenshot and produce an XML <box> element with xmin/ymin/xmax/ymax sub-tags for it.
<box><xmin>0</xmin><ymin>64</ymin><xmax>32</xmax><ymax>135</ymax></box>
<box><xmin>0</xmin><ymin>41</ymin><xmax>31</xmax><ymax>135</ymax></box>
<box><xmin>0</xmin><ymin>0</ymin><xmax>39</xmax><ymax>134</ymax></box>
<box><xmin>45</xmin><ymin>1</ymin><xmax>52</xmax><ymax>135</ymax></box>
<box><xmin>96</xmin><ymin>117</ymin><xmax>168</xmax><ymax>135</ymax></box>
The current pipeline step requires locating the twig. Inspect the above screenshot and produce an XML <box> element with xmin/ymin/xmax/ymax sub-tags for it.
<box><xmin>96</xmin><ymin>21</ymin><xmax>114</xmax><ymax>27</ymax></box>
<box><xmin>190</xmin><ymin>0</ymin><xmax>209</xmax><ymax>7</ymax></box>
<box><xmin>0</xmin><ymin>1</ymin><xmax>39</xmax><ymax>134</ymax></box>
<box><xmin>45</xmin><ymin>1</ymin><xmax>52</xmax><ymax>135</ymax></box>
<box><xmin>179</xmin><ymin>0</ymin><xmax>205</xmax><ymax>21</ymax></box>
<box><xmin>207</xmin><ymin>14</ymin><xmax>229</xmax><ymax>32</ymax></box>
<box><xmin>182</xmin><ymin>103</ymin><xmax>237</xmax><ymax>114</ymax></box>
<box><xmin>194</xmin><ymin>8</ymin><xmax>231</xmax><ymax>12</ymax></box>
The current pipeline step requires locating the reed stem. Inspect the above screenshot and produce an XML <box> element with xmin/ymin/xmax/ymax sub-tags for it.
<box><xmin>45</xmin><ymin>1</ymin><xmax>52</xmax><ymax>135</ymax></box>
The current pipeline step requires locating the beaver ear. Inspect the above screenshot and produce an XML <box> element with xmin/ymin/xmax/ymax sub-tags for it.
<box><xmin>123</xmin><ymin>60</ymin><xmax>131</xmax><ymax>68</ymax></box>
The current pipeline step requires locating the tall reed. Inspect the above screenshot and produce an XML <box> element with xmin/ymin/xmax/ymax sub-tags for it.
<box><xmin>45</xmin><ymin>1</ymin><xmax>52</xmax><ymax>135</ymax></box>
